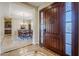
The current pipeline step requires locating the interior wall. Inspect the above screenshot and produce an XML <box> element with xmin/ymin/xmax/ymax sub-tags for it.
<box><xmin>0</xmin><ymin>3</ymin><xmax>5</xmax><ymax>54</ymax></box>
<box><xmin>0</xmin><ymin>3</ymin><xmax>1</xmax><ymax>44</ymax></box>
<box><xmin>0</xmin><ymin>3</ymin><xmax>39</xmax><ymax>53</ymax></box>
<box><xmin>32</xmin><ymin>8</ymin><xmax>39</xmax><ymax>44</ymax></box>
<box><xmin>0</xmin><ymin>16</ymin><xmax>1</xmax><ymax>47</ymax></box>
<box><xmin>0</xmin><ymin>3</ymin><xmax>6</xmax><ymax>42</ymax></box>
<box><xmin>0</xmin><ymin>20</ymin><xmax>1</xmax><ymax>54</ymax></box>
<box><xmin>0</xmin><ymin>2</ymin><xmax>35</xmax><ymax>40</ymax></box>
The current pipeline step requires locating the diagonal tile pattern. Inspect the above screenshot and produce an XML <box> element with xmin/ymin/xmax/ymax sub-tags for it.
<box><xmin>1</xmin><ymin>44</ymin><xmax>59</xmax><ymax>56</ymax></box>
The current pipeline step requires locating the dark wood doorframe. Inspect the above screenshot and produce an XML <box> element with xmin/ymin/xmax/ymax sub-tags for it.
<box><xmin>39</xmin><ymin>10</ymin><xmax>42</xmax><ymax>47</ymax></box>
<box><xmin>39</xmin><ymin>2</ymin><xmax>78</xmax><ymax>56</ymax></box>
<box><xmin>72</xmin><ymin>3</ymin><xmax>78</xmax><ymax>56</ymax></box>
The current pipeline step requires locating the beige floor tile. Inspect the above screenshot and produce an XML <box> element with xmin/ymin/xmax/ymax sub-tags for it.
<box><xmin>1</xmin><ymin>44</ymin><xmax>59</xmax><ymax>56</ymax></box>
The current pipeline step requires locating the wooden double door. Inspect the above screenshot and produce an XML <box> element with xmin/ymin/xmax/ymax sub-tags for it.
<box><xmin>40</xmin><ymin>3</ymin><xmax>64</xmax><ymax>55</ymax></box>
<box><xmin>40</xmin><ymin>2</ymin><xmax>78</xmax><ymax>56</ymax></box>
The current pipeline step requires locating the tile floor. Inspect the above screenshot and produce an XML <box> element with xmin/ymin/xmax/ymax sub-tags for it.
<box><xmin>1</xmin><ymin>35</ymin><xmax>32</xmax><ymax>53</ymax></box>
<box><xmin>1</xmin><ymin>35</ymin><xmax>59</xmax><ymax>56</ymax></box>
<box><xmin>1</xmin><ymin>44</ymin><xmax>59</xmax><ymax>56</ymax></box>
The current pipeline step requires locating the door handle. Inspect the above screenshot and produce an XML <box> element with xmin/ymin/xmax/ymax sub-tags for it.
<box><xmin>44</xmin><ymin>29</ymin><xmax>46</xmax><ymax>32</ymax></box>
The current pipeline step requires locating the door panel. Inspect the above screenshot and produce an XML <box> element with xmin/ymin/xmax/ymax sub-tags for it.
<box><xmin>42</xmin><ymin>3</ymin><xmax>64</xmax><ymax>55</ymax></box>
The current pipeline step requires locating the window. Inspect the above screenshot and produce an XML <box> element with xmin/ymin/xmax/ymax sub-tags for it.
<box><xmin>41</xmin><ymin>12</ymin><xmax>45</xmax><ymax>43</ymax></box>
<box><xmin>65</xmin><ymin>2</ymin><xmax>72</xmax><ymax>56</ymax></box>
<box><xmin>66</xmin><ymin>23</ymin><xmax>72</xmax><ymax>33</ymax></box>
<box><xmin>65</xmin><ymin>2</ymin><xmax>72</xmax><ymax>12</ymax></box>
<box><xmin>65</xmin><ymin>34</ymin><xmax>72</xmax><ymax>44</ymax></box>
<box><xmin>65</xmin><ymin>11</ymin><xmax>72</xmax><ymax>22</ymax></box>
<box><xmin>65</xmin><ymin>44</ymin><xmax>72</xmax><ymax>55</ymax></box>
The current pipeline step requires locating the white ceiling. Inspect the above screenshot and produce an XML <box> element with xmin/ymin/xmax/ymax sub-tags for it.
<box><xmin>28</xmin><ymin>2</ymin><xmax>52</xmax><ymax>7</ymax></box>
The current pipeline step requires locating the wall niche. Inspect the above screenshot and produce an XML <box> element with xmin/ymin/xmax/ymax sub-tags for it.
<box><xmin>4</xmin><ymin>17</ymin><xmax>12</xmax><ymax>36</ymax></box>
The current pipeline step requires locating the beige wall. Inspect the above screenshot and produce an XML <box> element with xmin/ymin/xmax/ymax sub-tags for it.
<box><xmin>32</xmin><ymin>8</ymin><xmax>38</xmax><ymax>44</ymax></box>
<box><xmin>0</xmin><ymin>3</ymin><xmax>5</xmax><ymax>43</ymax></box>
<box><xmin>0</xmin><ymin>17</ymin><xmax>1</xmax><ymax>45</ymax></box>
<box><xmin>0</xmin><ymin>2</ymin><xmax>40</xmax><ymax>45</ymax></box>
<box><xmin>0</xmin><ymin>3</ymin><xmax>38</xmax><ymax>53</ymax></box>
